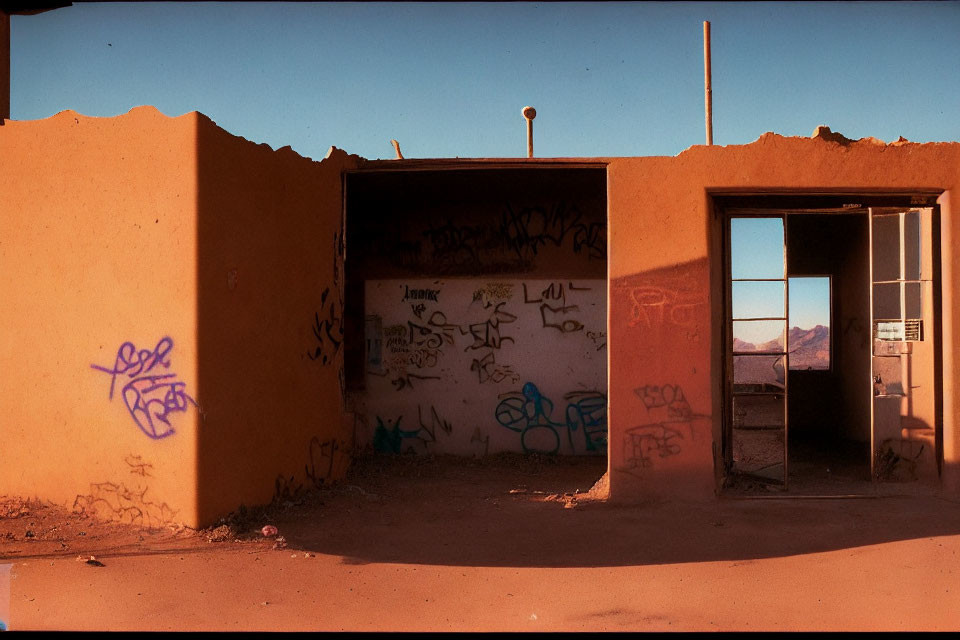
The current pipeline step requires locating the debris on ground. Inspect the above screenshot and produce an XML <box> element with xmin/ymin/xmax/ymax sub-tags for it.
<box><xmin>206</xmin><ymin>525</ymin><xmax>233</xmax><ymax>543</ymax></box>
<box><xmin>272</xmin><ymin>535</ymin><xmax>287</xmax><ymax>550</ymax></box>
<box><xmin>81</xmin><ymin>555</ymin><xmax>105</xmax><ymax>567</ymax></box>
<box><xmin>0</xmin><ymin>497</ymin><xmax>33</xmax><ymax>519</ymax></box>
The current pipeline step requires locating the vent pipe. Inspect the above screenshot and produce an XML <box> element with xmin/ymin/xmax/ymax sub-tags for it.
<box><xmin>522</xmin><ymin>106</ymin><xmax>536</xmax><ymax>158</ymax></box>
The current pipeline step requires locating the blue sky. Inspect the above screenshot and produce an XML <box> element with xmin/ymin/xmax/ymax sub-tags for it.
<box><xmin>10</xmin><ymin>1</ymin><xmax>960</xmax><ymax>161</ymax></box>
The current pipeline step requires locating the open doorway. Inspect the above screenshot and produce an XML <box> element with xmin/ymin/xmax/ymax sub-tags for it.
<box><xmin>342</xmin><ymin>165</ymin><xmax>608</xmax><ymax>487</ymax></box>
<box><xmin>719</xmin><ymin>196</ymin><xmax>942</xmax><ymax>495</ymax></box>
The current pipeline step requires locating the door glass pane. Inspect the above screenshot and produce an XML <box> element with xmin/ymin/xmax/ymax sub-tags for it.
<box><xmin>733</xmin><ymin>320</ymin><xmax>784</xmax><ymax>352</ymax></box>
<box><xmin>873</xmin><ymin>283</ymin><xmax>901</xmax><ymax>320</ymax></box>
<box><xmin>872</xmin><ymin>214</ymin><xmax>901</xmax><ymax>282</ymax></box>
<box><xmin>733</xmin><ymin>281</ymin><xmax>784</xmax><ymax>319</ymax></box>
<box><xmin>731</xmin><ymin>218</ymin><xmax>784</xmax><ymax>279</ymax></box>
<box><xmin>905</xmin><ymin>281</ymin><xmax>921</xmax><ymax>319</ymax></box>
<box><xmin>733</xmin><ymin>355</ymin><xmax>785</xmax><ymax>390</ymax></box>
<box><xmin>904</xmin><ymin>211</ymin><xmax>921</xmax><ymax>280</ymax></box>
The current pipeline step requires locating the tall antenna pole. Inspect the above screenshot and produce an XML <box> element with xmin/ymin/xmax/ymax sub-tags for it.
<box><xmin>704</xmin><ymin>20</ymin><xmax>713</xmax><ymax>145</ymax></box>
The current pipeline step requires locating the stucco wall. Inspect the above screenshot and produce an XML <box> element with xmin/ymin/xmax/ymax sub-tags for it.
<box><xmin>359</xmin><ymin>278</ymin><xmax>607</xmax><ymax>456</ymax></box>
<box><xmin>0</xmin><ymin>106</ymin><xmax>199</xmax><ymax>526</ymax></box>
<box><xmin>193</xmin><ymin>117</ymin><xmax>359</xmax><ymax>525</ymax></box>
<box><xmin>607</xmin><ymin>134</ymin><xmax>960</xmax><ymax>501</ymax></box>
<box><xmin>0</xmin><ymin>107</ymin><xmax>359</xmax><ymax>528</ymax></box>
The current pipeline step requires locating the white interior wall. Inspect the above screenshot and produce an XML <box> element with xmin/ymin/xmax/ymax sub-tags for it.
<box><xmin>359</xmin><ymin>279</ymin><xmax>607</xmax><ymax>456</ymax></box>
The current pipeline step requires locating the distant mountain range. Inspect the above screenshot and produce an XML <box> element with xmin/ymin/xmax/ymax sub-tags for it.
<box><xmin>734</xmin><ymin>325</ymin><xmax>830</xmax><ymax>385</ymax></box>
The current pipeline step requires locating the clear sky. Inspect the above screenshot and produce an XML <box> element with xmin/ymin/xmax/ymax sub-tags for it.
<box><xmin>10</xmin><ymin>1</ymin><xmax>960</xmax><ymax>161</ymax></box>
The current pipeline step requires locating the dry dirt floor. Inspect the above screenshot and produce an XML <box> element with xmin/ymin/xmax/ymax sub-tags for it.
<box><xmin>2</xmin><ymin>453</ymin><xmax>960</xmax><ymax>632</ymax></box>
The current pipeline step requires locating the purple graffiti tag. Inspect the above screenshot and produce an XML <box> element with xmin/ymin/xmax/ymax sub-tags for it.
<box><xmin>92</xmin><ymin>337</ymin><xmax>195</xmax><ymax>439</ymax></box>
<box><xmin>121</xmin><ymin>374</ymin><xmax>197</xmax><ymax>440</ymax></box>
<box><xmin>91</xmin><ymin>337</ymin><xmax>174</xmax><ymax>399</ymax></box>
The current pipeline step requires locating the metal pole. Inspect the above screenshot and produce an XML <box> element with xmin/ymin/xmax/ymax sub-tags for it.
<box><xmin>704</xmin><ymin>20</ymin><xmax>713</xmax><ymax>146</ymax></box>
<box><xmin>522</xmin><ymin>106</ymin><xmax>536</xmax><ymax>158</ymax></box>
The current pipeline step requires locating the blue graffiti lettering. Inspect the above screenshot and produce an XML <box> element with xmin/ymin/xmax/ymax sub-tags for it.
<box><xmin>495</xmin><ymin>382</ymin><xmax>607</xmax><ymax>454</ymax></box>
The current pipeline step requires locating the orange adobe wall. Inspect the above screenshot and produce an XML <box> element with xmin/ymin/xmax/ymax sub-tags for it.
<box><xmin>194</xmin><ymin>117</ymin><xmax>359</xmax><ymax>526</ymax></box>
<box><xmin>0</xmin><ymin>107</ymin><xmax>359</xmax><ymax>528</ymax></box>
<box><xmin>0</xmin><ymin>106</ymin><xmax>200</xmax><ymax>526</ymax></box>
<box><xmin>605</xmin><ymin>134</ymin><xmax>960</xmax><ymax>501</ymax></box>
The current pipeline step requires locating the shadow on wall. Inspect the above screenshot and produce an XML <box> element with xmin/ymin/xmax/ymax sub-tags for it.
<box><xmin>607</xmin><ymin>257</ymin><xmax>715</xmax><ymax>498</ymax></box>
<box><xmin>195</xmin><ymin>122</ymin><xmax>358</xmax><ymax>527</ymax></box>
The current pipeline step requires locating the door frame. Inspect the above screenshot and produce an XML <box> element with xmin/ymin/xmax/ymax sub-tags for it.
<box><xmin>714</xmin><ymin>193</ymin><xmax>944</xmax><ymax>492</ymax></box>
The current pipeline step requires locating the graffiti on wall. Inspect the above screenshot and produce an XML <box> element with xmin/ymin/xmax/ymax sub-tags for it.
<box><xmin>305</xmin><ymin>437</ymin><xmax>351</xmax><ymax>488</ymax></box>
<box><xmin>363</xmin><ymin>278</ymin><xmax>605</xmax><ymax>455</ymax></box>
<box><xmin>462</xmin><ymin>302</ymin><xmax>517</xmax><ymax>351</ymax></box>
<box><xmin>522</xmin><ymin>282</ymin><xmax>592</xmax><ymax>333</ymax></box>
<box><xmin>495</xmin><ymin>382</ymin><xmax>606</xmax><ymax>454</ymax></box>
<box><xmin>586</xmin><ymin>330</ymin><xmax>606</xmax><ymax>351</ymax></box>
<box><xmin>500</xmin><ymin>202</ymin><xmax>605</xmax><ymax>262</ymax></box>
<box><xmin>308</xmin><ymin>287</ymin><xmax>343</xmax><ymax>365</ymax></box>
<box><xmin>472</xmin><ymin>283</ymin><xmax>514</xmax><ymax>309</ymax></box>
<box><xmin>124</xmin><ymin>454</ymin><xmax>153</xmax><ymax>477</ymax></box>
<box><xmin>73</xmin><ymin>455</ymin><xmax>177</xmax><ymax>527</ymax></box>
<box><xmin>612</xmin><ymin>268</ymin><xmax>706</xmax><ymax>335</ymax></box>
<box><xmin>470</xmin><ymin>427</ymin><xmax>491</xmax><ymax>457</ymax></box>
<box><xmin>372</xmin><ymin>405</ymin><xmax>455</xmax><ymax>454</ymax></box>
<box><xmin>91</xmin><ymin>337</ymin><xmax>197</xmax><ymax>440</ymax></box>
<box><xmin>387</xmin><ymin>201</ymin><xmax>606</xmax><ymax>274</ymax></box>
<box><xmin>470</xmin><ymin>351</ymin><xmax>519</xmax><ymax>385</ymax></box>
<box><xmin>620</xmin><ymin>383</ymin><xmax>705</xmax><ymax>474</ymax></box>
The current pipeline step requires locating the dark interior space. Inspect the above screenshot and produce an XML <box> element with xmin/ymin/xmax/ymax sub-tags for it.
<box><xmin>342</xmin><ymin>166</ymin><xmax>607</xmax><ymax>393</ymax></box>
<box><xmin>786</xmin><ymin>213</ymin><xmax>871</xmax><ymax>490</ymax></box>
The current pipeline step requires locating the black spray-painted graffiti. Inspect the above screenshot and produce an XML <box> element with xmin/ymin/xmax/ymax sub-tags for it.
<box><xmin>470</xmin><ymin>427</ymin><xmax>491</xmax><ymax>457</ymax></box>
<box><xmin>73</xmin><ymin>481</ymin><xmax>178</xmax><ymax>528</ymax></box>
<box><xmin>586</xmin><ymin>330</ymin><xmax>607</xmax><ymax>351</ymax></box>
<box><xmin>305</xmin><ymin>437</ymin><xmax>351</xmax><ymax>488</ymax></box>
<box><xmin>462</xmin><ymin>302</ymin><xmax>517</xmax><ymax>351</ymax></box>
<box><xmin>415</xmin><ymin>202</ymin><xmax>605</xmax><ymax>273</ymax></box>
<box><xmin>125</xmin><ymin>454</ymin><xmax>153</xmax><ymax>477</ymax></box>
<box><xmin>522</xmin><ymin>282</ymin><xmax>590</xmax><ymax>333</ymax></box>
<box><xmin>91</xmin><ymin>337</ymin><xmax>196</xmax><ymax>440</ymax></box>
<box><xmin>500</xmin><ymin>202</ymin><xmax>605</xmax><ymax>262</ymax></box>
<box><xmin>470</xmin><ymin>351</ymin><xmax>520</xmax><ymax>385</ymax></box>
<box><xmin>403</xmin><ymin>285</ymin><xmax>440</xmax><ymax>302</ymax></box>
<box><xmin>634</xmin><ymin>384</ymin><xmax>693</xmax><ymax>420</ymax></box>
<box><xmin>308</xmin><ymin>287</ymin><xmax>343</xmax><ymax>365</ymax></box>
<box><xmin>495</xmin><ymin>382</ymin><xmax>607</xmax><ymax>454</ymax></box>
<box><xmin>622</xmin><ymin>384</ymin><xmax>703</xmax><ymax>472</ymax></box>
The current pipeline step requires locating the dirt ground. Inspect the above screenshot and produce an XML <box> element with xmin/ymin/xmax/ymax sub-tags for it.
<box><xmin>2</xmin><ymin>453</ymin><xmax>960</xmax><ymax>632</ymax></box>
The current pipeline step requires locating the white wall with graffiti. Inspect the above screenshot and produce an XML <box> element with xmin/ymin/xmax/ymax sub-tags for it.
<box><xmin>358</xmin><ymin>279</ymin><xmax>607</xmax><ymax>456</ymax></box>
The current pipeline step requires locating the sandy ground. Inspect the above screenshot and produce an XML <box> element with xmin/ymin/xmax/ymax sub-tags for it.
<box><xmin>2</xmin><ymin>453</ymin><xmax>960</xmax><ymax>632</ymax></box>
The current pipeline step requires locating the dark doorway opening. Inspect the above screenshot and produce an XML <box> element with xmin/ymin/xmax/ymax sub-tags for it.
<box><xmin>342</xmin><ymin>165</ymin><xmax>609</xmax><ymax>474</ymax></box>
